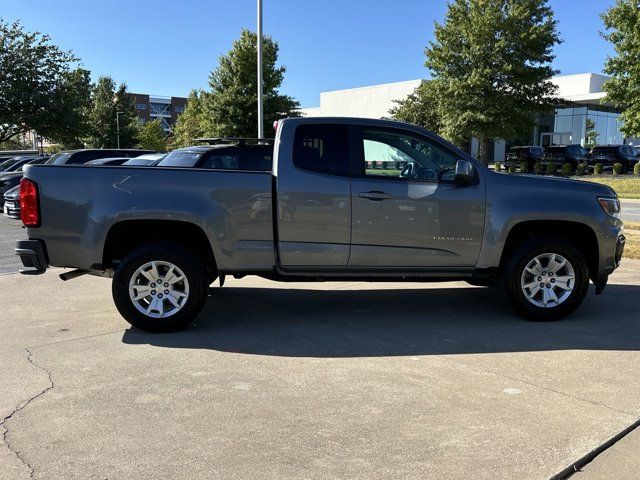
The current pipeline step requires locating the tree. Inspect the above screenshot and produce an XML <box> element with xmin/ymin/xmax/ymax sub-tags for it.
<box><xmin>86</xmin><ymin>76</ymin><xmax>139</xmax><ymax>148</ymax></box>
<box><xmin>0</xmin><ymin>20</ymin><xmax>91</xmax><ymax>144</ymax></box>
<box><xmin>42</xmin><ymin>68</ymin><xmax>92</xmax><ymax>147</ymax></box>
<box><xmin>398</xmin><ymin>0</ymin><xmax>561</xmax><ymax>164</ymax></box>
<box><xmin>203</xmin><ymin>29</ymin><xmax>299</xmax><ymax>138</ymax></box>
<box><xmin>0</xmin><ymin>137</ymin><xmax>30</xmax><ymax>150</ymax></box>
<box><xmin>390</xmin><ymin>80</ymin><xmax>445</xmax><ymax>135</ymax></box>
<box><xmin>138</xmin><ymin>119</ymin><xmax>167</xmax><ymax>151</ymax></box>
<box><xmin>602</xmin><ymin>0</ymin><xmax>640</xmax><ymax>138</ymax></box>
<box><xmin>171</xmin><ymin>90</ymin><xmax>208</xmax><ymax>148</ymax></box>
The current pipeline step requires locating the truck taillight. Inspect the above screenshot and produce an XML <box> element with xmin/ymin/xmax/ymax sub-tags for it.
<box><xmin>20</xmin><ymin>178</ymin><xmax>40</xmax><ymax>227</ymax></box>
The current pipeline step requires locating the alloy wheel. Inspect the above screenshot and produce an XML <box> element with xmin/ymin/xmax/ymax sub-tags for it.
<box><xmin>520</xmin><ymin>253</ymin><xmax>575</xmax><ymax>308</ymax></box>
<box><xmin>128</xmin><ymin>260</ymin><xmax>190</xmax><ymax>318</ymax></box>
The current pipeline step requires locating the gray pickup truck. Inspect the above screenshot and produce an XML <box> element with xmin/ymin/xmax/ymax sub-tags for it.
<box><xmin>15</xmin><ymin>117</ymin><xmax>625</xmax><ymax>332</ymax></box>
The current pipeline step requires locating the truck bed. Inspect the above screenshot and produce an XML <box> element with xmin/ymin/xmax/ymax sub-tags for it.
<box><xmin>23</xmin><ymin>165</ymin><xmax>275</xmax><ymax>271</ymax></box>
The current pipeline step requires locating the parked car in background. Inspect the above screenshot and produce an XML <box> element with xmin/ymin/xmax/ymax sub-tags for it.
<box><xmin>0</xmin><ymin>155</ymin><xmax>39</xmax><ymax>173</ymax></box>
<box><xmin>86</xmin><ymin>157</ymin><xmax>131</xmax><ymax>166</ymax></box>
<box><xmin>542</xmin><ymin>145</ymin><xmax>588</xmax><ymax>170</ymax></box>
<box><xmin>2</xmin><ymin>184</ymin><xmax>19</xmax><ymax>218</ymax></box>
<box><xmin>157</xmin><ymin>139</ymin><xmax>273</xmax><ymax>171</ymax></box>
<box><xmin>588</xmin><ymin>145</ymin><xmax>639</xmax><ymax>173</ymax></box>
<box><xmin>122</xmin><ymin>153</ymin><xmax>166</xmax><ymax>166</ymax></box>
<box><xmin>504</xmin><ymin>146</ymin><xmax>544</xmax><ymax>171</ymax></box>
<box><xmin>46</xmin><ymin>149</ymin><xmax>154</xmax><ymax>166</ymax></box>
<box><xmin>0</xmin><ymin>157</ymin><xmax>49</xmax><ymax>205</ymax></box>
<box><xmin>0</xmin><ymin>150</ymin><xmax>39</xmax><ymax>166</ymax></box>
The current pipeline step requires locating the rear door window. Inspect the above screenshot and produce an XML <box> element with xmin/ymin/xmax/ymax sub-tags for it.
<box><xmin>240</xmin><ymin>147</ymin><xmax>273</xmax><ymax>171</ymax></box>
<box><xmin>199</xmin><ymin>148</ymin><xmax>240</xmax><ymax>170</ymax></box>
<box><xmin>293</xmin><ymin>124</ymin><xmax>349</xmax><ymax>176</ymax></box>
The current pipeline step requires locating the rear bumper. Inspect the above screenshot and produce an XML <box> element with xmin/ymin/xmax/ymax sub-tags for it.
<box><xmin>15</xmin><ymin>239</ymin><xmax>48</xmax><ymax>274</ymax></box>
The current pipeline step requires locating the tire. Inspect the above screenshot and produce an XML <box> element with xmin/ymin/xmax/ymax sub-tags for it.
<box><xmin>502</xmin><ymin>236</ymin><xmax>589</xmax><ymax>321</ymax></box>
<box><xmin>112</xmin><ymin>242</ymin><xmax>210</xmax><ymax>332</ymax></box>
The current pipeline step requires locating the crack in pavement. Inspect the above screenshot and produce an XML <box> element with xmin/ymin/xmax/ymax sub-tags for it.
<box><xmin>0</xmin><ymin>349</ymin><xmax>54</xmax><ymax>479</ymax></box>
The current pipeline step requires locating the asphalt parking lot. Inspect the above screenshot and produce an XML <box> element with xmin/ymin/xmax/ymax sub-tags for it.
<box><xmin>1</xmin><ymin>216</ymin><xmax>640</xmax><ymax>479</ymax></box>
<box><xmin>0</xmin><ymin>216</ymin><xmax>24</xmax><ymax>274</ymax></box>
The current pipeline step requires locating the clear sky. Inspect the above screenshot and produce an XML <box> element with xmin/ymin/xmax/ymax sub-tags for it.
<box><xmin>2</xmin><ymin>0</ymin><xmax>617</xmax><ymax>107</ymax></box>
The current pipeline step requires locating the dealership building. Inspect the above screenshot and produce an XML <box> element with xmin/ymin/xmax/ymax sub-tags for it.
<box><xmin>128</xmin><ymin>93</ymin><xmax>187</xmax><ymax>132</ymax></box>
<box><xmin>299</xmin><ymin>73</ymin><xmax>626</xmax><ymax>162</ymax></box>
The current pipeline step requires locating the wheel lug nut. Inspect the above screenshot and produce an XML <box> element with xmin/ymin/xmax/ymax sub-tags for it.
<box><xmin>158</xmin><ymin>294</ymin><xmax>163</xmax><ymax>298</ymax></box>
<box><xmin>151</xmin><ymin>290</ymin><xmax>156</xmax><ymax>295</ymax></box>
<box><xmin>164</xmin><ymin>290</ymin><xmax>169</xmax><ymax>294</ymax></box>
<box><xmin>537</xmin><ymin>277</ymin><xmax>542</xmax><ymax>281</ymax></box>
<box><xmin>164</xmin><ymin>283</ymin><xmax>169</xmax><ymax>287</ymax></box>
<box><xmin>551</xmin><ymin>279</ymin><xmax>556</xmax><ymax>283</ymax></box>
<box><xmin>539</xmin><ymin>283</ymin><xmax>544</xmax><ymax>288</ymax></box>
<box><xmin>546</xmin><ymin>284</ymin><xmax>551</xmax><ymax>288</ymax></box>
<box><xmin>542</xmin><ymin>271</ymin><xmax>547</xmax><ymax>275</ymax></box>
<box><xmin>150</xmin><ymin>283</ymin><xmax>156</xmax><ymax>288</ymax></box>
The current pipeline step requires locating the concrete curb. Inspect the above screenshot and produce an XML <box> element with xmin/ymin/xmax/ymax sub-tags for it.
<box><xmin>552</xmin><ymin>418</ymin><xmax>640</xmax><ymax>479</ymax></box>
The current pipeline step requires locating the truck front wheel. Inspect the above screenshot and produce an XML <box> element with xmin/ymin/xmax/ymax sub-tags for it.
<box><xmin>112</xmin><ymin>242</ymin><xmax>209</xmax><ymax>332</ymax></box>
<box><xmin>502</xmin><ymin>236</ymin><xmax>589</xmax><ymax>321</ymax></box>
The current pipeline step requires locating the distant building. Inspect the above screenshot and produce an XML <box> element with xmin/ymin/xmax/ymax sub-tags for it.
<box><xmin>300</xmin><ymin>73</ymin><xmax>627</xmax><ymax>162</ymax></box>
<box><xmin>128</xmin><ymin>94</ymin><xmax>188</xmax><ymax>133</ymax></box>
<box><xmin>299</xmin><ymin>79</ymin><xmax>423</xmax><ymax>119</ymax></box>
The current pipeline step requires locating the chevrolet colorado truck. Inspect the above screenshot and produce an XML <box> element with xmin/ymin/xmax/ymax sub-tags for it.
<box><xmin>15</xmin><ymin>117</ymin><xmax>625</xmax><ymax>332</ymax></box>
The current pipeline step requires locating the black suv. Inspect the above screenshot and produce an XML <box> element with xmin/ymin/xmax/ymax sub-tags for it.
<box><xmin>542</xmin><ymin>145</ymin><xmax>588</xmax><ymax>169</ymax></box>
<box><xmin>504</xmin><ymin>146</ymin><xmax>544</xmax><ymax>171</ymax></box>
<box><xmin>46</xmin><ymin>149</ymin><xmax>154</xmax><ymax>166</ymax></box>
<box><xmin>589</xmin><ymin>145</ymin><xmax>638</xmax><ymax>173</ymax></box>
<box><xmin>158</xmin><ymin>138</ymin><xmax>273</xmax><ymax>171</ymax></box>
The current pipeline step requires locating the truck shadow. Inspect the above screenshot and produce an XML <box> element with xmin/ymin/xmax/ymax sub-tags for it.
<box><xmin>121</xmin><ymin>283</ymin><xmax>640</xmax><ymax>358</ymax></box>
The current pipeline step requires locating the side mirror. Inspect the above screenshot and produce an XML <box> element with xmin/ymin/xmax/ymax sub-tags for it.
<box><xmin>454</xmin><ymin>159</ymin><xmax>476</xmax><ymax>185</ymax></box>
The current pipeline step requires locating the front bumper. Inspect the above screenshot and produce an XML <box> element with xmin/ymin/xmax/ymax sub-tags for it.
<box><xmin>15</xmin><ymin>239</ymin><xmax>48</xmax><ymax>274</ymax></box>
<box><xmin>3</xmin><ymin>198</ymin><xmax>19</xmax><ymax>218</ymax></box>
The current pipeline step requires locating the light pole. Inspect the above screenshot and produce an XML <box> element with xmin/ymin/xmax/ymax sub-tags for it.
<box><xmin>257</xmin><ymin>0</ymin><xmax>264</xmax><ymax>139</ymax></box>
<box><xmin>116</xmin><ymin>111</ymin><xmax>123</xmax><ymax>149</ymax></box>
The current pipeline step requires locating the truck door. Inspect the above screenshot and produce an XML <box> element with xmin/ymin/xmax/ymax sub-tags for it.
<box><xmin>349</xmin><ymin>126</ymin><xmax>485</xmax><ymax>268</ymax></box>
<box><xmin>275</xmin><ymin>123</ymin><xmax>352</xmax><ymax>267</ymax></box>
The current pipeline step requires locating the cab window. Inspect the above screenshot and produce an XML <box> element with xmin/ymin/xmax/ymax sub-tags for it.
<box><xmin>293</xmin><ymin>124</ymin><xmax>349</xmax><ymax>176</ymax></box>
<box><xmin>360</xmin><ymin>129</ymin><xmax>459</xmax><ymax>182</ymax></box>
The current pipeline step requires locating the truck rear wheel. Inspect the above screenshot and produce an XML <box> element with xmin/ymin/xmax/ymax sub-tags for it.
<box><xmin>502</xmin><ymin>236</ymin><xmax>589</xmax><ymax>321</ymax></box>
<box><xmin>112</xmin><ymin>242</ymin><xmax>209</xmax><ymax>332</ymax></box>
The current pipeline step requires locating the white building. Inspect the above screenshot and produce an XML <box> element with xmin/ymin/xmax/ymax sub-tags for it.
<box><xmin>299</xmin><ymin>79</ymin><xmax>423</xmax><ymax>119</ymax></box>
<box><xmin>300</xmin><ymin>73</ymin><xmax>625</xmax><ymax>162</ymax></box>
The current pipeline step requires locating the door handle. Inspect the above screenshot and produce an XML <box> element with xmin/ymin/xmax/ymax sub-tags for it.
<box><xmin>358</xmin><ymin>191</ymin><xmax>391</xmax><ymax>201</ymax></box>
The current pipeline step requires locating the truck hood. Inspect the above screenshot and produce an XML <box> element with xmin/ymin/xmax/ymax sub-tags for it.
<box><xmin>490</xmin><ymin>171</ymin><xmax>617</xmax><ymax>197</ymax></box>
<box><xmin>3</xmin><ymin>184</ymin><xmax>20</xmax><ymax>199</ymax></box>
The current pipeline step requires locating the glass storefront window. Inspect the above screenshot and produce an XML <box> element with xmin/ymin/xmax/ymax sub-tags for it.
<box><xmin>554</xmin><ymin>115</ymin><xmax>572</xmax><ymax>134</ymax></box>
<box><xmin>533</xmin><ymin>105</ymin><xmax>625</xmax><ymax>147</ymax></box>
<box><xmin>555</xmin><ymin>107</ymin><xmax>574</xmax><ymax>116</ymax></box>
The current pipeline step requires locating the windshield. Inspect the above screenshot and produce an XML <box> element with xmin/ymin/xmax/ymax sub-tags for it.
<box><xmin>46</xmin><ymin>153</ymin><xmax>72</xmax><ymax>165</ymax></box>
<box><xmin>0</xmin><ymin>158</ymin><xmax>20</xmax><ymax>171</ymax></box>
<box><xmin>157</xmin><ymin>150</ymin><xmax>203</xmax><ymax>167</ymax></box>
<box><xmin>123</xmin><ymin>158</ymin><xmax>157</xmax><ymax>166</ymax></box>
